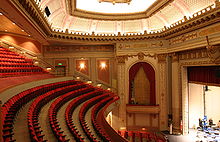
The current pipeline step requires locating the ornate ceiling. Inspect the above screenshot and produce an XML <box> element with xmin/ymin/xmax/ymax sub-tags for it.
<box><xmin>22</xmin><ymin>0</ymin><xmax>219</xmax><ymax>35</ymax></box>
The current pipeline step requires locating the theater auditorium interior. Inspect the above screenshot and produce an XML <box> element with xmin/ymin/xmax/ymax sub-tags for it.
<box><xmin>0</xmin><ymin>0</ymin><xmax>220</xmax><ymax>141</ymax></box>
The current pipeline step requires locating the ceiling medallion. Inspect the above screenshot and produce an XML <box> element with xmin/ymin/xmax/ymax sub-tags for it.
<box><xmin>98</xmin><ymin>0</ymin><xmax>131</xmax><ymax>5</ymax></box>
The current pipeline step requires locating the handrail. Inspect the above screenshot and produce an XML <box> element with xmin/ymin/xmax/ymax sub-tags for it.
<box><xmin>98</xmin><ymin>96</ymin><xmax>128</xmax><ymax>142</ymax></box>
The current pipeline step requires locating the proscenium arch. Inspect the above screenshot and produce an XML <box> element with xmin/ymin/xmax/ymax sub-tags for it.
<box><xmin>128</xmin><ymin>62</ymin><xmax>156</xmax><ymax>105</ymax></box>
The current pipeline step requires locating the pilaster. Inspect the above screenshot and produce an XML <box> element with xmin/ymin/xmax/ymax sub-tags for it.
<box><xmin>171</xmin><ymin>53</ymin><xmax>181</xmax><ymax>133</ymax></box>
<box><xmin>117</xmin><ymin>57</ymin><xmax>127</xmax><ymax>130</ymax></box>
<box><xmin>157</xmin><ymin>54</ymin><xmax>168</xmax><ymax>130</ymax></box>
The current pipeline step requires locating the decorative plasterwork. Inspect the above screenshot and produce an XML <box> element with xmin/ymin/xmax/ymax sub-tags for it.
<box><xmin>206</xmin><ymin>45</ymin><xmax>220</xmax><ymax>63</ymax></box>
<box><xmin>44</xmin><ymin>45</ymin><xmax>114</xmax><ymax>53</ymax></box>
<box><xmin>157</xmin><ymin>54</ymin><xmax>167</xmax><ymax>63</ymax></box>
<box><xmin>68</xmin><ymin>0</ymin><xmax>172</xmax><ymax>20</ymax></box>
<box><xmin>116</xmin><ymin>52</ymin><xmax>156</xmax><ymax>63</ymax></box>
<box><xmin>2</xmin><ymin>0</ymin><xmax>220</xmax><ymax>43</ymax></box>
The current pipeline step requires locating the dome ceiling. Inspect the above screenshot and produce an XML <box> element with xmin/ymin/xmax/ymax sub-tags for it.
<box><xmin>76</xmin><ymin>0</ymin><xmax>157</xmax><ymax>14</ymax></box>
<box><xmin>37</xmin><ymin>0</ymin><xmax>216</xmax><ymax>34</ymax></box>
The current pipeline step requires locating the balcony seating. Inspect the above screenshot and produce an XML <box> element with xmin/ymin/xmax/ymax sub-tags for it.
<box><xmin>27</xmin><ymin>82</ymin><xmax>87</xmax><ymax>142</ymax></box>
<box><xmin>1</xmin><ymin>80</ymin><xmax>79</xmax><ymax>142</ymax></box>
<box><xmin>0</xmin><ymin>46</ymin><xmax>48</xmax><ymax>77</ymax></box>
<box><xmin>1</xmin><ymin>77</ymin><xmax>132</xmax><ymax>142</ymax></box>
<box><xmin>65</xmin><ymin>89</ymin><xmax>104</xmax><ymax>141</ymax></box>
<box><xmin>48</xmin><ymin>86</ymin><xmax>95</xmax><ymax>142</ymax></box>
<box><xmin>79</xmin><ymin>93</ymin><xmax>111</xmax><ymax>142</ymax></box>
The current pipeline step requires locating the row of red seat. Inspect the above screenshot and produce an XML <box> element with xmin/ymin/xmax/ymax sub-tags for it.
<box><xmin>0</xmin><ymin>62</ymin><xmax>34</xmax><ymax>67</ymax></box>
<box><xmin>0</xmin><ymin>51</ymin><xmax>19</xmax><ymax>56</ymax></box>
<box><xmin>0</xmin><ymin>47</ymin><xmax>48</xmax><ymax>77</ymax></box>
<box><xmin>2</xmin><ymin>80</ymin><xmax>78</xmax><ymax>142</ymax></box>
<box><xmin>79</xmin><ymin>93</ymin><xmax>112</xmax><ymax>142</ymax></box>
<box><xmin>27</xmin><ymin>82</ymin><xmax>83</xmax><ymax>142</ymax></box>
<box><xmin>0</xmin><ymin>58</ymin><xmax>32</xmax><ymax>63</ymax></box>
<box><xmin>118</xmin><ymin>130</ymin><xmax>166</xmax><ymax>142</ymax></box>
<box><xmin>91</xmin><ymin>96</ymin><xmax>114</xmax><ymax>142</ymax></box>
<box><xmin>48</xmin><ymin>86</ymin><xmax>94</xmax><ymax>142</ymax></box>
<box><xmin>0</xmin><ymin>54</ymin><xmax>25</xmax><ymax>59</ymax></box>
<box><xmin>65</xmin><ymin>89</ymin><xmax>104</xmax><ymax>141</ymax></box>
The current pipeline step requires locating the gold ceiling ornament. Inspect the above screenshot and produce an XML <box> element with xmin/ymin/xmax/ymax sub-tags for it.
<box><xmin>98</xmin><ymin>0</ymin><xmax>132</xmax><ymax>5</ymax></box>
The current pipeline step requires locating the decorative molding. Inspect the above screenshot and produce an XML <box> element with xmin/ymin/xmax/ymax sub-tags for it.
<box><xmin>206</xmin><ymin>45</ymin><xmax>220</xmax><ymax>64</ymax></box>
<box><xmin>44</xmin><ymin>45</ymin><xmax>114</xmax><ymax>53</ymax></box>
<box><xmin>116</xmin><ymin>52</ymin><xmax>156</xmax><ymax>63</ymax></box>
<box><xmin>157</xmin><ymin>54</ymin><xmax>167</xmax><ymax>63</ymax></box>
<box><xmin>169</xmin><ymin>32</ymin><xmax>198</xmax><ymax>45</ymax></box>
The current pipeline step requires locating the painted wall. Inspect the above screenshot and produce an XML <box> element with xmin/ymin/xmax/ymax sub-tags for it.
<box><xmin>0</xmin><ymin>34</ymin><xmax>41</xmax><ymax>53</ymax></box>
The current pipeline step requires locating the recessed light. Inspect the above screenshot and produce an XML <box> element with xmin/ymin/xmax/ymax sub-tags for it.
<box><xmin>28</xmin><ymin>35</ymin><xmax>30</xmax><ymax>36</ymax></box>
<box><xmin>5</xmin><ymin>30</ymin><xmax>7</xmax><ymax>32</ymax></box>
<box><xmin>21</xmin><ymin>30</ymin><xmax>24</xmax><ymax>32</ymax></box>
<box><xmin>0</xmin><ymin>13</ymin><xmax>3</xmax><ymax>16</ymax></box>
<box><xmin>12</xmin><ymin>23</ymin><xmax>15</xmax><ymax>25</ymax></box>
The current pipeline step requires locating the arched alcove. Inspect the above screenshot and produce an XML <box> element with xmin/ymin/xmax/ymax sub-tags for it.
<box><xmin>129</xmin><ymin>62</ymin><xmax>156</xmax><ymax>105</ymax></box>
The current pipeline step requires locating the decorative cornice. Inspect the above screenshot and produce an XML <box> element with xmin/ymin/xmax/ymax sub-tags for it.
<box><xmin>5</xmin><ymin>0</ymin><xmax>220</xmax><ymax>43</ymax></box>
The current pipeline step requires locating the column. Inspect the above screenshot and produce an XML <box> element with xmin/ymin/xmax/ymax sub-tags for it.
<box><xmin>116</xmin><ymin>56</ymin><xmax>127</xmax><ymax>130</ymax></box>
<box><xmin>157</xmin><ymin>54</ymin><xmax>168</xmax><ymax>130</ymax></box>
<box><xmin>171</xmin><ymin>53</ymin><xmax>181</xmax><ymax>133</ymax></box>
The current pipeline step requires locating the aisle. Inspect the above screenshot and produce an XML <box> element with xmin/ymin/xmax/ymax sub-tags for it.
<box><xmin>57</xmin><ymin>100</ymin><xmax>76</xmax><ymax>142</ymax></box>
<box><xmin>39</xmin><ymin>101</ymin><xmax>57</xmax><ymax>142</ymax></box>
<box><xmin>13</xmin><ymin>101</ymin><xmax>33</xmax><ymax>142</ymax></box>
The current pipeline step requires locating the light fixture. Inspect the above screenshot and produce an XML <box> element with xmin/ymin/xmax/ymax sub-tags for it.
<box><xmin>46</xmin><ymin>67</ymin><xmax>52</xmax><ymax>71</ymax></box>
<box><xmin>9</xmin><ymin>46</ymin><xmax>14</xmax><ymax>49</ymax></box>
<box><xmin>87</xmin><ymin>81</ymin><xmax>92</xmax><ymax>84</ymax></box>
<box><xmin>100</xmin><ymin>62</ymin><xmax>106</xmax><ymax>69</ymax></box>
<box><xmin>76</xmin><ymin>76</ymin><xmax>80</xmax><ymax>80</ymax></box>
<box><xmin>28</xmin><ymin>35</ymin><xmax>31</xmax><ymax>36</ymax></box>
<box><xmin>34</xmin><ymin>61</ymin><xmax>39</xmax><ymax>64</ymax></box>
<box><xmin>5</xmin><ymin>30</ymin><xmax>7</xmax><ymax>32</ymax></box>
<box><xmin>0</xmin><ymin>13</ymin><xmax>3</xmax><ymax>16</ymax></box>
<box><xmin>79</xmin><ymin>62</ymin><xmax>85</xmax><ymax>69</ymax></box>
<box><xmin>107</xmin><ymin>88</ymin><xmax>111</xmax><ymax>91</ymax></box>
<box><xmin>97</xmin><ymin>84</ymin><xmax>102</xmax><ymax>87</ymax></box>
<box><xmin>12</xmin><ymin>22</ymin><xmax>15</xmax><ymax>25</ymax></box>
<box><xmin>21</xmin><ymin>30</ymin><xmax>24</xmax><ymax>32</ymax></box>
<box><xmin>141</xmin><ymin>127</ymin><xmax>146</xmax><ymax>131</ymax></box>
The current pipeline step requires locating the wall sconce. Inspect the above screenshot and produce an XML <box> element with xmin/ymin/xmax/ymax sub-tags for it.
<box><xmin>100</xmin><ymin>62</ymin><xmax>107</xmax><ymax>69</ymax></box>
<box><xmin>79</xmin><ymin>62</ymin><xmax>85</xmax><ymax>69</ymax></box>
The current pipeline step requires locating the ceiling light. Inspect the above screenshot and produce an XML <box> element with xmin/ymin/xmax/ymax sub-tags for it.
<box><xmin>12</xmin><ymin>23</ymin><xmax>15</xmax><ymax>25</ymax></box>
<box><xmin>28</xmin><ymin>35</ymin><xmax>31</xmax><ymax>36</ymax></box>
<box><xmin>0</xmin><ymin>13</ymin><xmax>3</xmax><ymax>15</ymax></box>
<box><xmin>5</xmin><ymin>30</ymin><xmax>7</xmax><ymax>32</ymax></box>
<box><xmin>21</xmin><ymin>30</ymin><xmax>24</xmax><ymax>32</ymax></box>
